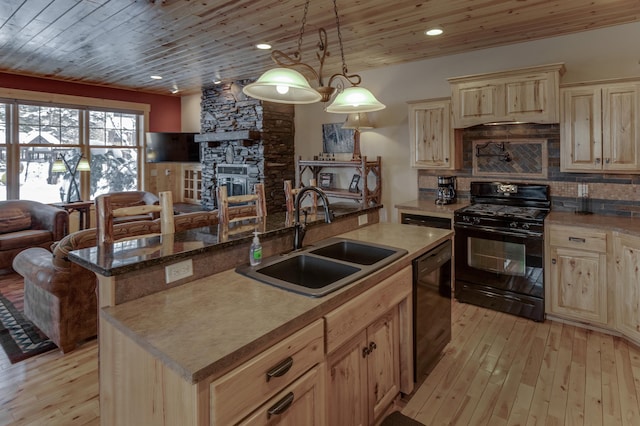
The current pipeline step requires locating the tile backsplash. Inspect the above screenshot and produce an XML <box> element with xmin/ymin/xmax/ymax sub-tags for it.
<box><xmin>418</xmin><ymin>123</ymin><xmax>640</xmax><ymax>217</ymax></box>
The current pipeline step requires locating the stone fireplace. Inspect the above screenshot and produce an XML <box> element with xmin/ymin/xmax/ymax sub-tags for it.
<box><xmin>195</xmin><ymin>80</ymin><xmax>295</xmax><ymax>212</ymax></box>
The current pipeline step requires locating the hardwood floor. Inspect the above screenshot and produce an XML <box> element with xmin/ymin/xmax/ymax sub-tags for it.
<box><xmin>1</xmin><ymin>272</ymin><xmax>640</xmax><ymax>425</ymax></box>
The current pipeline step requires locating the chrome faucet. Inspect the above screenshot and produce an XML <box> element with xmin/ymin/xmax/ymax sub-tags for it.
<box><xmin>293</xmin><ymin>186</ymin><xmax>333</xmax><ymax>250</ymax></box>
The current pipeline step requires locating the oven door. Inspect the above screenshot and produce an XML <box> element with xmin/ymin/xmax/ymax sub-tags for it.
<box><xmin>454</xmin><ymin>223</ymin><xmax>544</xmax><ymax>299</ymax></box>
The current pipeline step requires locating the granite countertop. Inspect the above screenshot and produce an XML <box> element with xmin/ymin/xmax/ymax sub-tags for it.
<box><xmin>69</xmin><ymin>204</ymin><xmax>376</xmax><ymax>277</ymax></box>
<box><xmin>546</xmin><ymin>211</ymin><xmax>640</xmax><ymax>236</ymax></box>
<box><xmin>100</xmin><ymin>222</ymin><xmax>453</xmax><ymax>384</ymax></box>
<box><xmin>395</xmin><ymin>199</ymin><xmax>470</xmax><ymax>217</ymax></box>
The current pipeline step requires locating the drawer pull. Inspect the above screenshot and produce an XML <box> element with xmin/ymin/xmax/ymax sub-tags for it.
<box><xmin>568</xmin><ymin>237</ymin><xmax>586</xmax><ymax>243</ymax></box>
<box><xmin>267</xmin><ymin>392</ymin><xmax>294</xmax><ymax>418</ymax></box>
<box><xmin>266</xmin><ymin>356</ymin><xmax>294</xmax><ymax>382</ymax></box>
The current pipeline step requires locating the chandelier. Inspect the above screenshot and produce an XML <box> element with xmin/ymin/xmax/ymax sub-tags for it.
<box><xmin>242</xmin><ymin>0</ymin><xmax>385</xmax><ymax>113</ymax></box>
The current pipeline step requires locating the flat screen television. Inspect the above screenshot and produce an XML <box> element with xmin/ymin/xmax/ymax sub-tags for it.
<box><xmin>145</xmin><ymin>132</ymin><xmax>200</xmax><ymax>163</ymax></box>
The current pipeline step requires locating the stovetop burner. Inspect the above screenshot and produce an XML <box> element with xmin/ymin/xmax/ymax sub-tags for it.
<box><xmin>457</xmin><ymin>204</ymin><xmax>547</xmax><ymax>221</ymax></box>
<box><xmin>454</xmin><ymin>181</ymin><xmax>551</xmax><ymax>234</ymax></box>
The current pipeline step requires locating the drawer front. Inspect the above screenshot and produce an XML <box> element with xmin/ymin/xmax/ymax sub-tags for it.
<box><xmin>210</xmin><ymin>319</ymin><xmax>324</xmax><ymax>425</ymax></box>
<box><xmin>549</xmin><ymin>226</ymin><xmax>607</xmax><ymax>252</ymax></box>
<box><xmin>239</xmin><ymin>364</ymin><xmax>325</xmax><ymax>426</ymax></box>
<box><xmin>325</xmin><ymin>267</ymin><xmax>412</xmax><ymax>354</ymax></box>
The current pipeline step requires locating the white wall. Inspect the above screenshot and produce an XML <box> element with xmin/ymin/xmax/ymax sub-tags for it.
<box><xmin>294</xmin><ymin>21</ymin><xmax>640</xmax><ymax>222</ymax></box>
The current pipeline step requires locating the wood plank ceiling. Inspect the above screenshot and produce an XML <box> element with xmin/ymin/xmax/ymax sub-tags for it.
<box><xmin>1</xmin><ymin>0</ymin><xmax>639</xmax><ymax>96</ymax></box>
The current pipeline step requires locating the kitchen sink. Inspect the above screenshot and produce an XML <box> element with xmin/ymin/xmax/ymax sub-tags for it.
<box><xmin>308</xmin><ymin>240</ymin><xmax>399</xmax><ymax>265</ymax></box>
<box><xmin>255</xmin><ymin>254</ymin><xmax>361</xmax><ymax>289</ymax></box>
<box><xmin>236</xmin><ymin>238</ymin><xmax>408</xmax><ymax>297</ymax></box>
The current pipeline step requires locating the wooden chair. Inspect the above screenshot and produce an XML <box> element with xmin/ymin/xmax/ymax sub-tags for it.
<box><xmin>217</xmin><ymin>183</ymin><xmax>266</xmax><ymax>238</ymax></box>
<box><xmin>96</xmin><ymin>191</ymin><xmax>175</xmax><ymax>247</ymax></box>
<box><xmin>284</xmin><ymin>179</ymin><xmax>318</xmax><ymax>214</ymax></box>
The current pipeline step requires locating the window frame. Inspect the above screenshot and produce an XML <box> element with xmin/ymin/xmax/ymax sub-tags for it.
<box><xmin>0</xmin><ymin>88</ymin><xmax>150</xmax><ymax>201</ymax></box>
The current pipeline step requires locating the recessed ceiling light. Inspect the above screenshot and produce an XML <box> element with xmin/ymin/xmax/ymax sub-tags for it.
<box><xmin>213</xmin><ymin>79</ymin><xmax>222</xmax><ymax>84</ymax></box>
<box><xmin>150</xmin><ymin>75</ymin><xmax>163</xmax><ymax>80</ymax></box>
<box><xmin>425</xmin><ymin>27</ymin><xmax>444</xmax><ymax>36</ymax></box>
<box><xmin>256</xmin><ymin>43</ymin><xmax>272</xmax><ymax>50</ymax></box>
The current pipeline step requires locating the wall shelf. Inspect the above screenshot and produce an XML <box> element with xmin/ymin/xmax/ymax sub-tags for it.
<box><xmin>295</xmin><ymin>156</ymin><xmax>382</xmax><ymax>206</ymax></box>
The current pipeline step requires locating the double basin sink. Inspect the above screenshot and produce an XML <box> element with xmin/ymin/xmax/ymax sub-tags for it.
<box><xmin>236</xmin><ymin>238</ymin><xmax>408</xmax><ymax>297</ymax></box>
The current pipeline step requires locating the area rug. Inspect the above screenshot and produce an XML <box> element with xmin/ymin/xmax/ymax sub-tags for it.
<box><xmin>0</xmin><ymin>293</ymin><xmax>57</xmax><ymax>363</ymax></box>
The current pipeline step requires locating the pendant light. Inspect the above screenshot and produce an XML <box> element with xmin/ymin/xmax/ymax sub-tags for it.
<box><xmin>243</xmin><ymin>0</ymin><xmax>385</xmax><ymax>113</ymax></box>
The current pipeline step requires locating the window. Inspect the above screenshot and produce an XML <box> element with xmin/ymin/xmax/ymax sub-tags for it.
<box><xmin>0</xmin><ymin>96</ymin><xmax>146</xmax><ymax>203</ymax></box>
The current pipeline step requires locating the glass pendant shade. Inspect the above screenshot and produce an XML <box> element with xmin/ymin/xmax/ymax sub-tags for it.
<box><xmin>51</xmin><ymin>159</ymin><xmax>66</xmax><ymax>172</ymax></box>
<box><xmin>326</xmin><ymin>86</ymin><xmax>386</xmax><ymax>113</ymax></box>
<box><xmin>343</xmin><ymin>112</ymin><xmax>373</xmax><ymax>130</ymax></box>
<box><xmin>76</xmin><ymin>157</ymin><xmax>91</xmax><ymax>171</ymax></box>
<box><xmin>242</xmin><ymin>68</ymin><xmax>322</xmax><ymax>104</ymax></box>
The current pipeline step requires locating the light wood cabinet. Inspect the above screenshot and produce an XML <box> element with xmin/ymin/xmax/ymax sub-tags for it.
<box><xmin>614</xmin><ymin>232</ymin><xmax>640</xmax><ymax>344</ymax></box>
<box><xmin>240</xmin><ymin>366</ymin><xmax>325</xmax><ymax>426</ymax></box>
<box><xmin>182</xmin><ymin>164</ymin><xmax>202</xmax><ymax>204</ymax></box>
<box><xmin>448</xmin><ymin>63</ymin><xmax>565</xmax><ymax>128</ymax></box>
<box><xmin>408</xmin><ymin>98</ymin><xmax>455</xmax><ymax>169</ymax></box>
<box><xmin>324</xmin><ymin>267</ymin><xmax>412</xmax><ymax>426</ymax></box>
<box><xmin>561</xmin><ymin>82</ymin><xmax>640</xmax><ymax>172</ymax></box>
<box><xmin>546</xmin><ymin>225</ymin><xmax>608</xmax><ymax>325</ymax></box>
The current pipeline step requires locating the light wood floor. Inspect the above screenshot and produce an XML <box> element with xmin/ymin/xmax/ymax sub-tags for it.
<box><xmin>2</xmin><ymin>280</ymin><xmax>640</xmax><ymax>425</ymax></box>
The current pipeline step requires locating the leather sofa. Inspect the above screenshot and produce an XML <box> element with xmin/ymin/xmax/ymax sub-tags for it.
<box><xmin>0</xmin><ymin>200</ymin><xmax>68</xmax><ymax>271</ymax></box>
<box><xmin>12</xmin><ymin>210</ymin><xmax>218</xmax><ymax>353</ymax></box>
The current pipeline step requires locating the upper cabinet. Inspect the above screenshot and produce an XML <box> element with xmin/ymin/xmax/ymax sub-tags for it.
<box><xmin>448</xmin><ymin>63</ymin><xmax>565</xmax><ymax>128</ymax></box>
<box><xmin>561</xmin><ymin>81</ymin><xmax>640</xmax><ymax>172</ymax></box>
<box><xmin>408</xmin><ymin>98</ymin><xmax>456</xmax><ymax>169</ymax></box>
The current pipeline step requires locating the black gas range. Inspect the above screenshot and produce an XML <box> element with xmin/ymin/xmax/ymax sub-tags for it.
<box><xmin>454</xmin><ymin>182</ymin><xmax>550</xmax><ymax>321</ymax></box>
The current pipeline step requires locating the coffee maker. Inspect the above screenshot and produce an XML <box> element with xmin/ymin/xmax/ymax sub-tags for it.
<box><xmin>435</xmin><ymin>176</ymin><xmax>456</xmax><ymax>205</ymax></box>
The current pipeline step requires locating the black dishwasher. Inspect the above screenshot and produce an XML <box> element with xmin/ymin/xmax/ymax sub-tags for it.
<box><xmin>413</xmin><ymin>239</ymin><xmax>452</xmax><ymax>382</ymax></box>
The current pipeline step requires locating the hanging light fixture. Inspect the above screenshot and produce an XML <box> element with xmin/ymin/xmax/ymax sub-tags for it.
<box><xmin>243</xmin><ymin>0</ymin><xmax>385</xmax><ymax>113</ymax></box>
<box><xmin>342</xmin><ymin>113</ymin><xmax>373</xmax><ymax>160</ymax></box>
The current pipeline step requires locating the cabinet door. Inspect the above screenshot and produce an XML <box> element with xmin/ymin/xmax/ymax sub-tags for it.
<box><xmin>366</xmin><ymin>309</ymin><xmax>400</xmax><ymax>423</ymax></box>
<box><xmin>548</xmin><ymin>246</ymin><xmax>607</xmax><ymax>325</ymax></box>
<box><xmin>451</xmin><ymin>81</ymin><xmax>502</xmax><ymax>127</ymax></box>
<box><xmin>614</xmin><ymin>234</ymin><xmax>640</xmax><ymax>342</ymax></box>
<box><xmin>408</xmin><ymin>99</ymin><xmax>454</xmax><ymax>169</ymax></box>
<box><xmin>561</xmin><ymin>87</ymin><xmax>603</xmax><ymax>171</ymax></box>
<box><xmin>602</xmin><ymin>84</ymin><xmax>640</xmax><ymax>171</ymax></box>
<box><xmin>240</xmin><ymin>366</ymin><xmax>326</xmax><ymax>426</ymax></box>
<box><xmin>326</xmin><ymin>330</ymin><xmax>368</xmax><ymax>426</ymax></box>
<box><xmin>503</xmin><ymin>72</ymin><xmax>557</xmax><ymax>122</ymax></box>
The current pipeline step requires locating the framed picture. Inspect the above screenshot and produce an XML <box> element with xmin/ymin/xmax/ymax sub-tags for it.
<box><xmin>322</xmin><ymin>123</ymin><xmax>355</xmax><ymax>153</ymax></box>
<box><xmin>319</xmin><ymin>173</ymin><xmax>334</xmax><ymax>189</ymax></box>
<box><xmin>348</xmin><ymin>174</ymin><xmax>360</xmax><ymax>193</ymax></box>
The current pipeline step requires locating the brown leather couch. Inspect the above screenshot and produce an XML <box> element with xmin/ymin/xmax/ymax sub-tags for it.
<box><xmin>12</xmin><ymin>210</ymin><xmax>218</xmax><ymax>353</ymax></box>
<box><xmin>0</xmin><ymin>200</ymin><xmax>68</xmax><ymax>271</ymax></box>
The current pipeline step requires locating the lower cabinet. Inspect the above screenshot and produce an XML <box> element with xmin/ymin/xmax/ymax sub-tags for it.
<box><xmin>546</xmin><ymin>225</ymin><xmax>608</xmax><ymax>325</ymax></box>
<box><xmin>240</xmin><ymin>365</ymin><xmax>326</xmax><ymax>426</ymax></box>
<box><xmin>326</xmin><ymin>309</ymin><xmax>400</xmax><ymax>426</ymax></box>
<box><xmin>614</xmin><ymin>232</ymin><xmax>640</xmax><ymax>343</ymax></box>
<box><xmin>324</xmin><ymin>267</ymin><xmax>412</xmax><ymax>426</ymax></box>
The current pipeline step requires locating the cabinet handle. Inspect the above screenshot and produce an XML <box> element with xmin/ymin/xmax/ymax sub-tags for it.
<box><xmin>595</xmin><ymin>158</ymin><xmax>601</xmax><ymax>164</ymax></box>
<box><xmin>266</xmin><ymin>356</ymin><xmax>294</xmax><ymax>382</ymax></box>
<box><xmin>606</xmin><ymin>158</ymin><xmax>610</xmax><ymax>164</ymax></box>
<box><xmin>369</xmin><ymin>341</ymin><xmax>377</xmax><ymax>351</ymax></box>
<box><xmin>267</xmin><ymin>392</ymin><xmax>294</xmax><ymax>419</ymax></box>
<box><xmin>568</xmin><ymin>237</ymin><xmax>586</xmax><ymax>243</ymax></box>
<box><xmin>551</xmin><ymin>258</ymin><xmax>556</xmax><ymax>265</ymax></box>
<box><xmin>362</xmin><ymin>347</ymin><xmax>370</xmax><ymax>358</ymax></box>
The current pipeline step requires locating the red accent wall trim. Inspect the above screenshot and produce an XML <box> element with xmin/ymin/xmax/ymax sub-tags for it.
<box><xmin>0</xmin><ymin>72</ymin><xmax>181</xmax><ymax>132</ymax></box>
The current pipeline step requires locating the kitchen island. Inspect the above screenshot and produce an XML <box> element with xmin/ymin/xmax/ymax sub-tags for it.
<box><xmin>98</xmin><ymin>222</ymin><xmax>453</xmax><ymax>425</ymax></box>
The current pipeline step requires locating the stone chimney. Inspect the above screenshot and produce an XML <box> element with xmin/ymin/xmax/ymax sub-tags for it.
<box><xmin>197</xmin><ymin>80</ymin><xmax>295</xmax><ymax>213</ymax></box>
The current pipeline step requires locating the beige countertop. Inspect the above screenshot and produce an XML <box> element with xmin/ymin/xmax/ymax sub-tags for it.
<box><xmin>395</xmin><ymin>199</ymin><xmax>469</xmax><ymax>218</ymax></box>
<box><xmin>546</xmin><ymin>211</ymin><xmax>640</xmax><ymax>236</ymax></box>
<box><xmin>100</xmin><ymin>222</ymin><xmax>452</xmax><ymax>384</ymax></box>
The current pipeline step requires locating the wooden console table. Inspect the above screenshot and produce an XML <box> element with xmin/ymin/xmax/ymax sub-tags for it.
<box><xmin>52</xmin><ymin>200</ymin><xmax>93</xmax><ymax>232</ymax></box>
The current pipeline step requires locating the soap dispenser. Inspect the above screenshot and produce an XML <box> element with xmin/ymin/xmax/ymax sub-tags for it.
<box><xmin>249</xmin><ymin>231</ymin><xmax>263</xmax><ymax>266</ymax></box>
